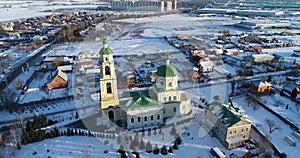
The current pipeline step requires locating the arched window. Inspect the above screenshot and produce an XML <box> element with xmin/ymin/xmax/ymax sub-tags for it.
<box><xmin>169</xmin><ymin>96</ymin><xmax>172</xmax><ymax>101</ymax></box>
<box><xmin>131</xmin><ymin>117</ymin><xmax>134</xmax><ymax>123</ymax></box>
<box><xmin>105</xmin><ymin>57</ymin><xmax>108</xmax><ymax>61</ymax></box>
<box><xmin>106</xmin><ymin>82</ymin><xmax>112</xmax><ymax>94</ymax></box>
<box><xmin>173</xmin><ymin>96</ymin><xmax>177</xmax><ymax>101</ymax></box>
<box><xmin>138</xmin><ymin>117</ymin><xmax>141</xmax><ymax>122</ymax></box>
<box><xmin>144</xmin><ymin>116</ymin><xmax>147</xmax><ymax>122</ymax></box>
<box><xmin>157</xmin><ymin>114</ymin><xmax>160</xmax><ymax>120</ymax></box>
<box><xmin>151</xmin><ymin>115</ymin><xmax>153</xmax><ymax>121</ymax></box>
<box><xmin>105</xmin><ymin>66</ymin><xmax>111</xmax><ymax>75</ymax></box>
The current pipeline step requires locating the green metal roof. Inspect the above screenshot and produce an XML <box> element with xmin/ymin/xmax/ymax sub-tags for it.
<box><xmin>100</xmin><ymin>47</ymin><xmax>113</xmax><ymax>55</ymax></box>
<box><xmin>208</xmin><ymin>101</ymin><xmax>243</xmax><ymax>127</ymax></box>
<box><xmin>128</xmin><ymin>93</ymin><xmax>162</xmax><ymax>111</ymax></box>
<box><xmin>156</xmin><ymin>65</ymin><xmax>178</xmax><ymax>77</ymax></box>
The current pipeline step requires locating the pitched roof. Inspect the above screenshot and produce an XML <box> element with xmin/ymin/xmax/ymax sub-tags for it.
<box><xmin>283</xmin><ymin>82</ymin><xmax>299</xmax><ymax>92</ymax></box>
<box><xmin>208</xmin><ymin>101</ymin><xmax>247</xmax><ymax>127</ymax></box>
<box><xmin>128</xmin><ymin>94</ymin><xmax>162</xmax><ymax>112</ymax></box>
<box><xmin>199</xmin><ymin>60</ymin><xmax>214</xmax><ymax>67</ymax></box>
<box><xmin>253</xmin><ymin>81</ymin><xmax>272</xmax><ymax>87</ymax></box>
<box><xmin>58</xmin><ymin>70</ymin><xmax>68</xmax><ymax>81</ymax></box>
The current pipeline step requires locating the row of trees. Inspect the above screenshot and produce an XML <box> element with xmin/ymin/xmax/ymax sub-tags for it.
<box><xmin>21</xmin><ymin>114</ymin><xmax>94</xmax><ymax>145</ymax></box>
<box><xmin>118</xmin><ymin>132</ymin><xmax>182</xmax><ymax>157</ymax></box>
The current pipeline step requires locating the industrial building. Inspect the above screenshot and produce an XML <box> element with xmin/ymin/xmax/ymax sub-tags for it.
<box><xmin>197</xmin><ymin>8</ymin><xmax>284</xmax><ymax>17</ymax></box>
<box><xmin>111</xmin><ymin>0</ymin><xmax>177</xmax><ymax>12</ymax></box>
<box><xmin>234</xmin><ymin>21</ymin><xmax>291</xmax><ymax>30</ymax></box>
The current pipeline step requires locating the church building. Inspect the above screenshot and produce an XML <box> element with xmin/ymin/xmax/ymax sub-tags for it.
<box><xmin>99</xmin><ymin>39</ymin><xmax>191</xmax><ymax>129</ymax></box>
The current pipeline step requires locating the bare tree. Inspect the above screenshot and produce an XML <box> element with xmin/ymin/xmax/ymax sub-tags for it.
<box><xmin>0</xmin><ymin>60</ymin><xmax>10</xmax><ymax>73</ymax></box>
<box><xmin>247</xmin><ymin>95</ymin><xmax>259</xmax><ymax>111</ymax></box>
<box><xmin>14</xmin><ymin>79</ymin><xmax>23</xmax><ymax>89</ymax></box>
<box><xmin>53</xmin><ymin>57</ymin><xmax>62</xmax><ymax>67</ymax></box>
<box><xmin>0</xmin><ymin>88</ymin><xmax>17</xmax><ymax>110</ymax></box>
<box><xmin>265</xmin><ymin>119</ymin><xmax>281</xmax><ymax>133</ymax></box>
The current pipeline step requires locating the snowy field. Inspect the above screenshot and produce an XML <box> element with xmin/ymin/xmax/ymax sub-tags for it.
<box><xmin>0</xmin><ymin>0</ymin><xmax>98</xmax><ymax>22</ymax></box>
<box><xmin>13</xmin><ymin>136</ymin><xmax>119</xmax><ymax>158</ymax></box>
<box><xmin>232</xmin><ymin>96</ymin><xmax>300</xmax><ymax>158</ymax></box>
<box><xmin>259</xmin><ymin>94</ymin><xmax>300</xmax><ymax>129</ymax></box>
<box><xmin>47</xmin><ymin>38</ymin><xmax>179</xmax><ymax>57</ymax></box>
<box><xmin>263</xmin><ymin>46</ymin><xmax>300</xmax><ymax>64</ymax></box>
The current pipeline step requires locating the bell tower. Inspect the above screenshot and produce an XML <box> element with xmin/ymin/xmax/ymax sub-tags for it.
<box><xmin>99</xmin><ymin>38</ymin><xmax>120</xmax><ymax>123</ymax></box>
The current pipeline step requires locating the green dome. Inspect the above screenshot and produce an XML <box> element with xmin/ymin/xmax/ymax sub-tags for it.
<box><xmin>157</xmin><ymin>65</ymin><xmax>178</xmax><ymax>77</ymax></box>
<box><xmin>100</xmin><ymin>47</ymin><xmax>113</xmax><ymax>55</ymax></box>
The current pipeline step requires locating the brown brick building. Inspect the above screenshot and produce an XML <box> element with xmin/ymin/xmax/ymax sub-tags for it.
<box><xmin>250</xmin><ymin>81</ymin><xmax>272</xmax><ymax>94</ymax></box>
<box><xmin>47</xmin><ymin>70</ymin><xmax>68</xmax><ymax>90</ymax></box>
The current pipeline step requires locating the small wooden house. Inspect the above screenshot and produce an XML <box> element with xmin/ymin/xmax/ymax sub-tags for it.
<box><xmin>282</xmin><ymin>82</ymin><xmax>300</xmax><ymax>98</ymax></box>
<box><xmin>47</xmin><ymin>70</ymin><xmax>68</xmax><ymax>90</ymax></box>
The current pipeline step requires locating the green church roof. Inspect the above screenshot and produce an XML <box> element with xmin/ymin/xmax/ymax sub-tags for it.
<box><xmin>100</xmin><ymin>47</ymin><xmax>113</xmax><ymax>55</ymax></box>
<box><xmin>128</xmin><ymin>94</ymin><xmax>162</xmax><ymax>111</ymax></box>
<box><xmin>156</xmin><ymin>65</ymin><xmax>178</xmax><ymax>77</ymax></box>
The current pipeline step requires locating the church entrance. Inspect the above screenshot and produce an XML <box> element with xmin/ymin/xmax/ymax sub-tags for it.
<box><xmin>108</xmin><ymin>110</ymin><xmax>114</xmax><ymax>122</ymax></box>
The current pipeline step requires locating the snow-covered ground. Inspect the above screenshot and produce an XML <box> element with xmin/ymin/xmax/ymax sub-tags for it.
<box><xmin>232</xmin><ymin>96</ymin><xmax>300</xmax><ymax>158</ymax></box>
<box><xmin>2</xmin><ymin>2</ymin><xmax>300</xmax><ymax>158</ymax></box>
<box><xmin>13</xmin><ymin>107</ymin><xmax>248</xmax><ymax>158</ymax></box>
<box><xmin>259</xmin><ymin>94</ymin><xmax>300</xmax><ymax>129</ymax></box>
<box><xmin>0</xmin><ymin>0</ymin><xmax>99</xmax><ymax>22</ymax></box>
<box><xmin>13</xmin><ymin>136</ymin><xmax>119</xmax><ymax>158</ymax></box>
<box><xmin>47</xmin><ymin>38</ymin><xmax>179</xmax><ymax>57</ymax></box>
<box><xmin>263</xmin><ymin>46</ymin><xmax>300</xmax><ymax>64</ymax></box>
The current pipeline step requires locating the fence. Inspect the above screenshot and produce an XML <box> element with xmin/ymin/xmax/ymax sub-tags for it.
<box><xmin>251</xmin><ymin>125</ymin><xmax>283</xmax><ymax>157</ymax></box>
<box><xmin>17</xmin><ymin>96</ymin><xmax>73</xmax><ymax>109</ymax></box>
<box><xmin>248</xmin><ymin>93</ymin><xmax>299</xmax><ymax>132</ymax></box>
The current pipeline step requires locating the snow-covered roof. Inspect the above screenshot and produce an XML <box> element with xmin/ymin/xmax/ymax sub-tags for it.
<box><xmin>283</xmin><ymin>82</ymin><xmax>299</xmax><ymax>92</ymax></box>
<box><xmin>252</xmin><ymin>54</ymin><xmax>274</xmax><ymax>60</ymax></box>
<box><xmin>208</xmin><ymin>101</ymin><xmax>250</xmax><ymax>127</ymax></box>
<box><xmin>199</xmin><ymin>61</ymin><xmax>214</xmax><ymax>67</ymax></box>
<box><xmin>226</xmin><ymin>136</ymin><xmax>244</xmax><ymax>144</ymax></box>
<box><xmin>253</xmin><ymin>81</ymin><xmax>272</xmax><ymax>87</ymax></box>
<box><xmin>58</xmin><ymin>70</ymin><xmax>68</xmax><ymax>81</ymax></box>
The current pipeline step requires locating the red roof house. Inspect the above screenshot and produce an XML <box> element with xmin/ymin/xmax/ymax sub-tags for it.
<box><xmin>47</xmin><ymin>70</ymin><xmax>68</xmax><ymax>90</ymax></box>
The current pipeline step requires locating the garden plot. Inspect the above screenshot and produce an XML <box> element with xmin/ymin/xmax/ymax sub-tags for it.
<box><xmin>18</xmin><ymin>72</ymin><xmax>73</xmax><ymax>104</ymax></box>
<box><xmin>232</xmin><ymin>96</ymin><xmax>300</xmax><ymax>158</ymax></box>
<box><xmin>259</xmin><ymin>94</ymin><xmax>300</xmax><ymax>129</ymax></box>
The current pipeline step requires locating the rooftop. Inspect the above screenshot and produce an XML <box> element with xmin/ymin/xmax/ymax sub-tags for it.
<box><xmin>156</xmin><ymin>65</ymin><xmax>178</xmax><ymax>77</ymax></box>
<box><xmin>208</xmin><ymin>101</ymin><xmax>250</xmax><ymax>127</ymax></box>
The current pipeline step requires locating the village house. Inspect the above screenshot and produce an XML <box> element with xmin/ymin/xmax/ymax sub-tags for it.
<box><xmin>282</xmin><ymin>82</ymin><xmax>300</xmax><ymax>98</ymax></box>
<box><xmin>198</xmin><ymin>60</ymin><xmax>214</xmax><ymax>72</ymax></box>
<box><xmin>224</xmin><ymin>49</ymin><xmax>239</xmax><ymax>56</ymax></box>
<box><xmin>189</xmin><ymin>49</ymin><xmax>206</xmax><ymax>65</ymax></box>
<box><xmin>244</xmin><ymin>54</ymin><xmax>274</xmax><ymax>64</ymax></box>
<box><xmin>43</xmin><ymin>56</ymin><xmax>74</xmax><ymax>66</ymax></box>
<box><xmin>47</xmin><ymin>70</ymin><xmax>68</xmax><ymax>90</ymax></box>
<box><xmin>250</xmin><ymin>81</ymin><xmax>272</xmax><ymax>94</ymax></box>
<box><xmin>79</xmin><ymin>59</ymin><xmax>94</xmax><ymax>70</ymax></box>
<box><xmin>203</xmin><ymin>101</ymin><xmax>252</xmax><ymax>149</ymax></box>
